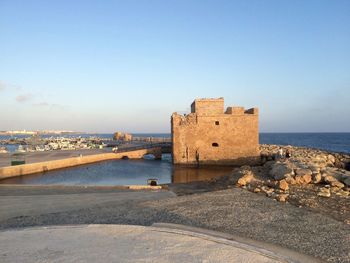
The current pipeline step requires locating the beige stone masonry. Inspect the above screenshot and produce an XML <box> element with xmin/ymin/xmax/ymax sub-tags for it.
<box><xmin>171</xmin><ymin>98</ymin><xmax>259</xmax><ymax>166</ymax></box>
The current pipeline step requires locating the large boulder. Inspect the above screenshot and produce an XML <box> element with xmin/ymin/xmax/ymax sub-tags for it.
<box><xmin>322</xmin><ymin>168</ymin><xmax>350</xmax><ymax>186</ymax></box>
<box><xmin>237</xmin><ymin>172</ymin><xmax>254</xmax><ymax>186</ymax></box>
<box><xmin>270</xmin><ymin>162</ymin><xmax>294</xmax><ymax>180</ymax></box>
<box><xmin>324</xmin><ymin>175</ymin><xmax>338</xmax><ymax>184</ymax></box>
<box><xmin>308</xmin><ymin>164</ymin><xmax>321</xmax><ymax>174</ymax></box>
<box><xmin>310</xmin><ymin>154</ymin><xmax>329</xmax><ymax>168</ymax></box>
<box><xmin>312</xmin><ymin>173</ymin><xmax>322</xmax><ymax>184</ymax></box>
<box><xmin>234</xmin><ymin>166</ymin><xmax>255</xmax><ymax>186</ymax></box>
<box><xmin>277</xmin><ymin>179</ymin><xmax>289</xmax><ymax>191</ymax></box>
<box><xmin>295</xmin><ymin>174</ymin><xmax>312</xmax><ymax>185</ymax></box>
<box><xmin>295</xmin><ymin>168</ymin><xmax>312</xmax><ymax>177</ymax></box>
<box><xmin>344</xmin><ymin>177</ymin><xmax>350</xmax><ymax>187</ymax></box>
<box><xmin>327</xmin><ymin>154</ymin><xmax>336</xmax><ymax>165</ymax></box>
<box><xmin>330</xmin><ymin>180</ymin><xmax>345</xmax><ymax>188</ymax></box>
<box><xmin>285</xmin><ymin>176</ymin><xmax>297</xmax><ymax>185</ymax></box>
<box><xmin>294</xmin><ymin>168</ymin><xmax>312</xmax><ymax>185</ymax></box>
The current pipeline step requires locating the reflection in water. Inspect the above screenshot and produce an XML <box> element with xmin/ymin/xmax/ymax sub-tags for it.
<box><xmin>172</xmin><ymin>166</ymin><xmax>232</xmax><ymax>183</ymax></box>
<box><xmin>0</xmin><ymin>154</ymin><xmax>233</xmax><ymax>186</ymax></box>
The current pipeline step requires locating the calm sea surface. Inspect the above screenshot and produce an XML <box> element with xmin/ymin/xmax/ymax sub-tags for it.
<box><xmin>259</xmin><ymin>133</ymin><xmax>350</xmax><ymax>154</ymax></box>
<box><xmin>0</xmin><ymin>154</ymin><xmax>233</xmax><ymax>186</ymax></box>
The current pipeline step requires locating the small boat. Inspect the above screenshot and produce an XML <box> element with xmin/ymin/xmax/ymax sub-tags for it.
<box><xmin>17</xmin><ymin>145</ymin><xmax>26</xmax><ymax>153</ymax></box>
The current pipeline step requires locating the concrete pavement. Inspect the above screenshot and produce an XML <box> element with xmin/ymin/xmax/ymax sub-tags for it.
<box><xmin>0</xmin><ymin>187</ymin><xmax>174</xmax><ymax>222</ymax></box>
<box><xmin>0</xmin><ymin>224</ymin><xmax>321</xmax><ymax>263</ymax></box>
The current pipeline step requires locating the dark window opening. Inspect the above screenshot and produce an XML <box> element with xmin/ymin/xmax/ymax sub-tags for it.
<box><xmin>215</xmin><ymin>121</ymin><xmax>219</xmax><ymax>125</ymax></box>
<box><xmin>212</xmin><ymin>143</ymin><xmax>219</xmax><ymax>147</ymax></box>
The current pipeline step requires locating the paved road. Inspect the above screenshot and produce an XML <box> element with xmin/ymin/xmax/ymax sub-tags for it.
<box><xmin>0</xmin><ymin>224</ymin><xmax>319</xmax><ymax>263</ymax></box>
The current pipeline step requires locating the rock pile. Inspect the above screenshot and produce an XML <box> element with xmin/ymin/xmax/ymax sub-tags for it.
<box><xmin>234</xmin><ymin>145</ymin><xmax>350</xmax><ymax>203</ymax></box>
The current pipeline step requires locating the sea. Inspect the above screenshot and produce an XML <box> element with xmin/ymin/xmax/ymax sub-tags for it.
<box><xmin>1</xmin><ymin>132</ymin><xmax>349</xmax><ymax>154</ymax></box>
<box><xmin>1</xmin><ymin>132</ymin><xmax>349</xmax><ymax>186</ymax></box>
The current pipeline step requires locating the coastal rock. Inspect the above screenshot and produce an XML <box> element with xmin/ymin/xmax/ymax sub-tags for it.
<box><xmin>324</xmin><ymin>175</ymin><xmax>338</xmax><ymax>184</ymax></box>
<box><xmin>237</xmin><ymin>174</ymin><xmax>253</xmax><ymax>186</ymax></box>
<box><xmin>330</xmin><ymin>180</ymin><xmax>345</xmax><ymax>189</ymax></box>
<box><xmin>335</xmin><ymin>190</ymin><xmax>349</xmax><ymax>197</ymax></box>
<box><xmin>261</xmin><ymin>186</ymin><xmax>274</xmax><ymax>197</ymax></box>
<box><xmin>327</xmin><ymin>154</ymin><xmax>336</xmax><ymax>164</ymax></box>
<box><xmin>276</xmin><ymin>194</ymin><xmax>289</xmax><ymax>202</ymax></box>
<box><xmin>295</xmin><ymin>168</ymin><xmax>312</xmax><ymax>177</ymax></box>
<box><xmin>294</xmin><ymin>173</ymin><xmax>312</xmax><ymax>185</ymax></box>
<box><xmin>343</xmin><ymin>177</ymin><xmax>350</xmax><ymax>187</ymax></box>
<box><xmin>318</xmin><ymin>188</ymin><xmax>331</xmax><ymax>198</ymax></box>
<box><xmin>322</xmin><ymin>167</ymin><xmax>349</xmax><ymax>182</ymax></box>
<box><xmin>294</xmin><ymin>168</ymin><xmax>312</xmax><ymax>184</ymax></box>
<box><xmin>285</xmin><ymin>176</ymin><xmax>297</xmax><ymax>185</ymax></box>
<box><xmin>277</xmin><ymin>179</ymin><xmax>289</xmax><ymax>191</ymax></box>
<box><xmin>330</xmin><ymin>187</ymin><xmax>339</xmax><ymax>193</ymax></box>
<box><xmin>312</xmin><ymin>173</ymin><xmax>322</xmax><ymax>184</ymax></box>
<box><xmin>346</xmin><ymin>161</ymin><xmax>350</xmax><ymax>171</ymax></box>
<box><xmin>253</xmin><ymin>187</ymin><xmax>261</xmax><ymax>193</ymax></box>
<box><xmin>263</xmin><ymin>160</ymin><xmax>275</xmax><ymax>169</ymax></box>
<box><xmin>270</xmin><ymin>162</ymin><xmax>294</xmax><ymax>180</ymax></box>
<box><xmin>235</xmin><ymin>168</ymin><xmax>254</xmax><ymax>187</ymax></box>
<box><xmin>265</xmin><ymin>180</ymin><xmax>277</xmax><ymax>188</ymax></box>
<box><xmin>308</xmin><ymin>164</ymin><xmax>321</xmax><ymax>174</ymax></box>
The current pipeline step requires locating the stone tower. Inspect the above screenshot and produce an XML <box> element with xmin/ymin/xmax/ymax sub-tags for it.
<box><xmin>171</xmin><ymin>98</ymin><xmax>259</xmax><ymax>165</ymax></box>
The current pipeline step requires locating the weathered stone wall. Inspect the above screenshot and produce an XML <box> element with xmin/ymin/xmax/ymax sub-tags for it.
<box><xmin>191</xmin><ymin>98</ymin><xmax>224</xmax><ymax>115</ymax></box>
<box><xmin>172</xmin><ymin>98</ymin><xmax>259</xmax><ymax>166</ymax></box>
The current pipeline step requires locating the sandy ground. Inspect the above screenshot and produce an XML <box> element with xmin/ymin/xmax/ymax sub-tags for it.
<box><xmin>0</xmin><ymin>185</ymin><xmax>349</xmax><ymax>263</ymax></box>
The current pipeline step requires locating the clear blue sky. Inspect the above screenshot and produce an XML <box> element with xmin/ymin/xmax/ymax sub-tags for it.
<box><xmin>1</xmin><ymin>0</ymin><xmax>349</xmax><ymax>133</ymax></box>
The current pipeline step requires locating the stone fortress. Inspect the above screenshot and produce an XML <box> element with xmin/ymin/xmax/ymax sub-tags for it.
<box><xmin>171</xmin><ymin>98</ymin><xmax>259</xmax><ymax>165</ymax></box>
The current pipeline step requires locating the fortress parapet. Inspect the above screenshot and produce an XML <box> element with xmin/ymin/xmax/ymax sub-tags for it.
<box><xmin>171</xmin><ymin>98</ymin><xmax>259</xmax><ymax>165</ymax></box>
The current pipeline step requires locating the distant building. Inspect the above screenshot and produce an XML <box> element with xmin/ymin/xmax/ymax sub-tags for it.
<box><xmin>113</xmin><ymin>132</ymin><xmax>133</xmax><ymax>142</ymax></box>
<box><xmin>171</xmin><ymin>98</ymin><xmax>259</xmax><ymax>165</ymax></box>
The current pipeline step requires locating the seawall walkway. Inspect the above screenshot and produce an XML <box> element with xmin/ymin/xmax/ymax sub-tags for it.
<box><xmin>0</xmin><ymin>147</ymin><xmax>162</xmax><ymax>180</ymax></box>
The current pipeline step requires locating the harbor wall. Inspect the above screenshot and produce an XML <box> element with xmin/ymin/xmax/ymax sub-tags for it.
<box><xmin>0</xmin><ymin>148</ymin><xmax>162</xmax><ymax>180</ymax></box>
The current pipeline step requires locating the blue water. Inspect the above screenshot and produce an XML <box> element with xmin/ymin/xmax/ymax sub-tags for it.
<box><xmin>0</xmin><ymin>154</ymin><xmax>232</xmax><ymax>186</ymax></box>
<box><xmin>260</xmin><ymin>133</ymin><xmax>350</xmax><ymax>154</ymax></box>
<box><xmin>0</xmin><ymin>133</ymin><xmax>170</xmax><ymax>140</ymax></box>
<box><xmin>1</xmin><ymin>133</ymin><xmax>349</xmax><ymax>154</ymax></box>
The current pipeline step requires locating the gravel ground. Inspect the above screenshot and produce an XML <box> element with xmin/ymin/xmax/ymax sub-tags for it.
<box><xmin>0</xmin><ymin>186</ymin><xmax>349</xmax><ymax>263</ymax></box>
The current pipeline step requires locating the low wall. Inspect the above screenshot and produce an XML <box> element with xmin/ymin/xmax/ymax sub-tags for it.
<box><xmin>0</xmin><ymin>147</ymin><xmax>162</xmax><ymax>180</ymax></box>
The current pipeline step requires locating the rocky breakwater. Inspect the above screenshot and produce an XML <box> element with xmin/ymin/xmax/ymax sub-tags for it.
<box><xmin>233</xmin><ymin>144</ymin><xmax>350</xmax><ymax>223</ymax></box>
